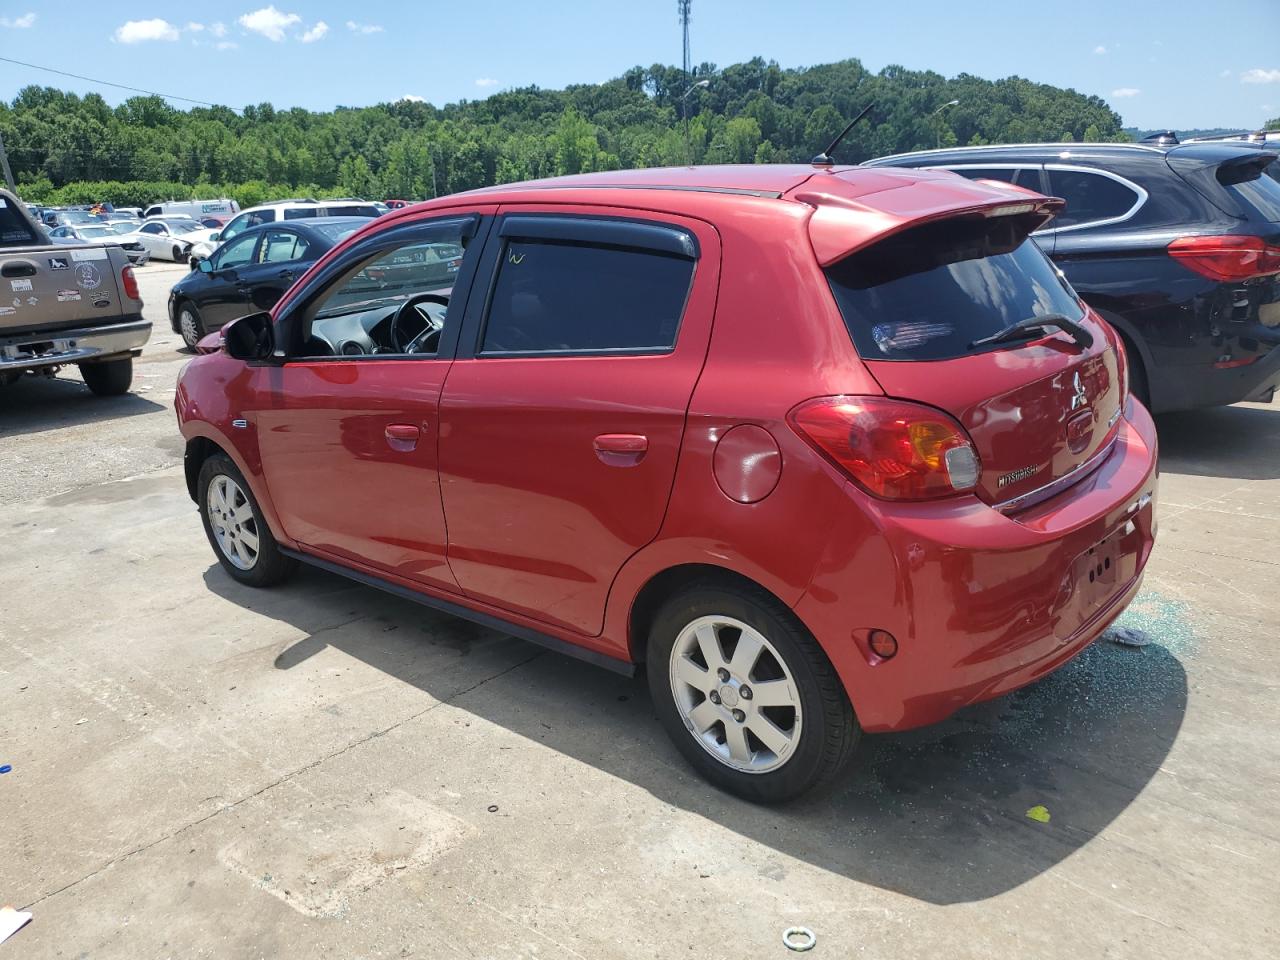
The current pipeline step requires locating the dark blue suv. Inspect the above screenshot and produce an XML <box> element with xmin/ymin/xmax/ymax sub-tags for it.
<box><xmin>866</xmin><ymin>141</ymin><xmax>1280</xmax><ymax>413</ymax></box>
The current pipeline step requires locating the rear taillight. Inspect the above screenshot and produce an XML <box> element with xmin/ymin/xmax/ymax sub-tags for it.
<box><xmin>1167</xmin><ymin>235</ymin><xmax>1280</xmax><ymax>282</ymax></box>
<box><xmin>788</xmin><ymin>396</ymin><xmax>981</xmax><ymax>500</ymax></box>
<box><xmin>121</xmin><ymin>265</ymin><xmax>141</xmax><ymax>302</ymax></box>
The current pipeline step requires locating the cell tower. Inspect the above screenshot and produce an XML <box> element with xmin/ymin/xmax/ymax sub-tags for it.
<box><xmin>679</xmin><ymin>0</ymin><xmax>692</xmax><ymax>80</ymax></box>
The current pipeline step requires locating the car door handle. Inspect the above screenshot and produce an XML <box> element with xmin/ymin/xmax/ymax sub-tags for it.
<box><xmin>593</xmin><ymin>433</ymin><xmax>648</xmax><ymax>467</ymax></box>
<box><xmin>385</xmin><ymin>423</ymin><xmax>421</xmax><ymax>452</ymax></box>
<box><xmin>277</xmin><ymin>269</ymin><xmax>295</xmax><ymax>279</ymax></box>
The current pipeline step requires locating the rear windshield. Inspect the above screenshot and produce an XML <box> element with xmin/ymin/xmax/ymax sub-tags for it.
<box><xmin>322</xmin><ymin>204</ymin><xmax>380</xmax><ymax>218</ymax></box>
<box><xmin>826</xmin><ymin>216</ymin><xmax>1084</xmax><ymax>361</ymax></box>
<box><xmin>0</xmin><ymin>199</ymin><xmax>39</xmax><ymax>246</ymax></box>
<box><xmin>309</xmin><ymin>221</ymin><xmax>364</xmax><ymax>244</ymax></box>
<box><xmin>1226</xmin><ymin>159</ymin><xmax>1280</xmax><ymax>221</ymax></box>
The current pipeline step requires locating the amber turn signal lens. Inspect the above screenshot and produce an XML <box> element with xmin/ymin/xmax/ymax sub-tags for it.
<box><xmin>868</xmin><ymin>629</ymin><xmax>898</xmax><ymax>660</ymax></box>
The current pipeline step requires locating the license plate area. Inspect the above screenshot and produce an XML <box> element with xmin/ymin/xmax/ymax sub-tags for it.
<box><xmin>1052</xmin><ymin>518</ymin><xmax>1143</xmax><ymax>639</ymax></box>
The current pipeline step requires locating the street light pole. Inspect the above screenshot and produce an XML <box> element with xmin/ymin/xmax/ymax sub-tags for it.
<box><xmin>681</xmin><ymin>79</ymin><xmax>711</xmax><ymax>166</ymax></box>
<box><xmin>932</xmin><ymin>99</ymin><xmax>960</xmax><ymax>149</ymax></box>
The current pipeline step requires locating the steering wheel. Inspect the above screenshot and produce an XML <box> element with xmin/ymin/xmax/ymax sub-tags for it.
<box><xmin>390</xmin><ymin>293</ymin><xmax>450</xmax><ymax>354</ymax></box>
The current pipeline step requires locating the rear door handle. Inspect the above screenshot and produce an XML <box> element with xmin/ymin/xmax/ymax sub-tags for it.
<box><xmin>593</xmin><ymin>433</ymin><xmax>648</xmax><ymax>467</ymax></box>
<box><xmin>277</xmin><ymin>269</ymin><xmax>295</xmax><ymax>279</ymax></box>
<box><xmin>385</xmin><ymin>423</ymin><xmax>421</xmax><ymax>452</ymax></box>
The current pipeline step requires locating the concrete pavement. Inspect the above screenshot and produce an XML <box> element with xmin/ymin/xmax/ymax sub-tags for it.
<box><xmin>1</xmin><ymin>262</ymin><xmax>1277</xmax><ymax>958</ymax></box>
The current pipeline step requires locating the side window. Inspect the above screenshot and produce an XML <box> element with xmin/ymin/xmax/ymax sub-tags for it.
<box><xmin>139</xmin><ymin>223</ymin><xmax>164</xmax><ymax>235</ymax></box>
<box><xmin>259</xmin><ymin>230</ymin><xmax>310</xmax><ymax>264</ymax></box>
<box><xmin>283</xmin><ymin>208</ymin><xmax>318</xmax><ymax>220</ymax></box>
<box><xmin>480</xmin><ymin>227</ymin><xmax>695</xmax><ymax>355</ymax></box>
<box><xmin>213</xmin><ymin>234</ymin><xmax>259</xmax><ymax>270</ymax></box>
<box><xmin>1046</xmin><ymin>169</ymin><xmax>1141</xmax><ymax>229</ymax></box>
<box><xmin>296</xmin><ymin>218</ymin><xmax>473</xmax><ymax>358</ymax></box>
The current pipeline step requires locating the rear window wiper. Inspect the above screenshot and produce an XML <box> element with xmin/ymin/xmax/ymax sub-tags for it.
<box><xmin>969</xmin><ymin>313</ymin><xmax>1094</xmax><ymax>351</ymax></box>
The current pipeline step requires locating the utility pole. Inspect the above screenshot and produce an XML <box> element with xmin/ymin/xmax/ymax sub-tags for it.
<box><xmin>678</xmin><ymin>0</ymin><xmax>694</xmax><ymax>165</ymax></box>
<box><xmin>0</xmin><ymin>128</ymin><xmax>16</xmax><ymax>194</ymax></box>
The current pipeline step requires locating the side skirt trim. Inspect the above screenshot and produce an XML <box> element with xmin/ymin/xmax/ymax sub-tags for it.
<box><xmin>279</xmin><ymin>548</ymin><xmax>636</xmax><ymax>677</ymax></box>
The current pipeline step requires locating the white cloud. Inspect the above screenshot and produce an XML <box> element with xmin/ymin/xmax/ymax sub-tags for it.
<box><xmin>114</xmin><ymin>18</ymin><xmax>181</xmax><ymax>43</ymax></box>
<box><xmin>399</xmin><ymin>94</ymin><xmax>426</xmax><ymax>102</ymax></box>
<box><xmin>1111</xmin><ymin>87</ymin><xmax>1141</xmax><ymax>99</ymax></box>
<box><xmin>216</xmin><ymin>40</ymin><xmax>238</xmax><ymax>51</ymax></box>
<box><xmin>186</xmin><ymin>22</ymin><xmax>205</xmax><ymax>33</ymax></box>
<box><xmin>1093</xmin><ymin>45</ymin><xmax>1107</xmax><ymax>55</ymax></box>
<box><xmin>346</xmin><ymin>19</ymin><xmax>384</xmax><ymax>34</ymax></box>
<box><xmin>239</xmin><ymin>6</ymin><xmax>301</xmax><ymax>42</ymax></box>
<box><xmin>0</xmin><ymin>12</ymin><xmax>36</xmax><ymax>28</ymax></box>
<box><xmin>475</xmin><ymin>78</ymin><xmax>499</xmax><ymax>88</ymax></box>
<box><xmin>211</xmin><ymin>22</ymin><xmax>227</xmax><ymax>37</ymax></box>
<box><xmin>1242</xmin><ymin>68</ymin><xmax>1280</xmax><ymax>84</ymax></box>
<box><xmin>300</xmin><ymin>21</ymin><xmax>328</xmax><ymax>43</ymax></box>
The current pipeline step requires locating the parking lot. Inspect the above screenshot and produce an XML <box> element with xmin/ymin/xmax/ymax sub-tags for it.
<box><xmin>1</xmin><ymin>260</ymin><xmax>1277</xmax><ymax>958</ymax></box>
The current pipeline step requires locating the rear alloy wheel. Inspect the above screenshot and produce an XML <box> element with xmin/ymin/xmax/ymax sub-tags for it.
<box><xmin>647</xmin><ymin>582</ymin><xmax>858</xmax><ymax>802</ymax></box>
<box><xmin>171</xmin><ymin>244</ymin><xmax>184</xmax><ymax>262</ymax></box>
<box><xmin>78</xmin><ymin>357</ymin><xmax>133</xmax><ymax>396</ymax></box>
<box><xmin>178</xmin><ymin>302</ymin><xmax>204</xmax><ymax>350</ymax></box>
<box><xmin>198</xmin><ymin>454</ymin><xmax>297</xmax><ymax>587</ymax></box>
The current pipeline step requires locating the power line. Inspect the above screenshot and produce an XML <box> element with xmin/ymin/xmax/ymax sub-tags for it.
<box><xmin>0</xmin><ymin>55</ymin><xmax>221</xmax><ymax>108</ymax></box>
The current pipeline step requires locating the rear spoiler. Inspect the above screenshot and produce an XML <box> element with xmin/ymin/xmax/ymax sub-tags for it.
<box><xmin>790</xmin><ymin>174</ymin><xmax>1063</xmax><ymax>267</ymax></box>
<box><xmin>1165</xmin><ymin>145</ymin><xmax>1279</xmax><ymax>220</ymax></box>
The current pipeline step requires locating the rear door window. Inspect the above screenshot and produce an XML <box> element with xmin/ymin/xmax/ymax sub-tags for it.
<box><xmin>480</xmin><ymin>229</ymin><xmax>695</xmax><ymax>355</ymax></box>
<box><xmin>1045</xmin><ymin>169</ymin><xmax>1142</xmax><ymax>228</ymax></box>
<box><xmin>826</xmin><ymin>215</ymin><xmax>1084</xmax><ymax>361</ymax></box>
<box><xmin>283</xmin><ymin>207</ymin><xmax>318</xmax><ymax>220</ymax></box>
<box><xmin>259</xmin><ymin>229</ymin><xmax>310</xmax><ymax>263</ymax></box>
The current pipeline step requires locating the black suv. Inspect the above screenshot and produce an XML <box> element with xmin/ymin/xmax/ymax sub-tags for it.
<box><xmin>866</xmin><ymin>141</ymin><xmax>1280</xmax><ymax>413</ymax></box>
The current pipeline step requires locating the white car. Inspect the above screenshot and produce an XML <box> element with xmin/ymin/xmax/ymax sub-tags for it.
<box><xmin>188</xmin><ymin>199</ymin><xmax>381</xmax><ymax>262</ymax></box>
<box><xmin>122</xmin><ymin>217</ymin><xmax>218</xmax><ymax>262</ymax></box>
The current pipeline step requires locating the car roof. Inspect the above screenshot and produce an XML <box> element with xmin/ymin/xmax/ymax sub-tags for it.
<box><xmin>235</xmin><ymin>215</ymin><xmax>373</xmax><ymax>238</ymax></box>
<box><xmin>358</xmin><ymin>163</ymin><xmax>1057</xmax><ymax>269</ymax></box>
<box><xmin>865</xmin><ymin>140</ymin><xmax>1271</xmax><ymax>167</ymax></box>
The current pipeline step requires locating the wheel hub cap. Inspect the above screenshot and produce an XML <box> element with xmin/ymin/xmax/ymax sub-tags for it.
<box><xmin>207</xmin><ymin>474</ymin><xmax>260</xmax><ymax>571</ymax></box>
<box><xmin>668</xmin><ymin>614</ymin><xmax>803</xmax><ymax>774</ymax></box>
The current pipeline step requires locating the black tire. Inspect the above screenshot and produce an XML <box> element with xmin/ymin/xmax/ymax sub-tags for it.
<box><xmin>197</xmin><ymin>453</ymin><xmax>297</xmax><ymax>587</ymax></box>
<box><xmin>79</xmin><ymin>357</ymin><xmax>133</xmax><ymax>396</ymax></box>
<box><xmin>171</xmin><ymin>243</ymin><xmax>184</xmax><ymax>262</ymax></box>
<box><xmin>646</xmin><ymin>580</ymin><xmax>859</xmax><ymax>803</ymax></box>
<box><xmin>177</xmin><ymin>301</ymin><xmax>204</xmax><ymax>350</ymax></box>
<box><xmin>1126</xmin><ymin>342</ymin><xmax>1151</xmax><ymax>410</ymax></box>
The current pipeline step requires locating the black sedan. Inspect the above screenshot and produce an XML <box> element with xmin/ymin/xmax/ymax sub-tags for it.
<box><xmin>168</xmin><ymin>218</ymin><xmax>367</xmax><ymax>349</ymax></box>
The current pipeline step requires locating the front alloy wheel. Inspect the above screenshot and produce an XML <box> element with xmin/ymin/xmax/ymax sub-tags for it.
<box><xmin>207</xmin><ymin>473</ymin><xmax>260</xmax><ymax>571</ymax></box>
<box><xmin>197</xmin><ymin>453</ymin><xmax>297</xmax><ymax>587</ymax></box>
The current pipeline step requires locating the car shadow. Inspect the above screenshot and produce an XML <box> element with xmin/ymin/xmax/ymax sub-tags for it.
<box><xmin>1155</xmin><ymin>403</ymin><xmax>1280</xmax><ymax>480</ymax></box>
<box><xmin>0</xmin><ymin>374</ymin><xmax>166</xmax><ymax>438</ymax></box>
<box><xmin>204</xmin><ymin>562</ymin><xmax>1187</xmax><ymax>906</ymax></box>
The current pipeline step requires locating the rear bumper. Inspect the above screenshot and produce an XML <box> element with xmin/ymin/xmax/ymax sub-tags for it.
<box><xmin>795</xmin><ymin>397</ymin><xmax>1159</xmax><ymax>733</ymax></box>
<box><xmin>1151</xmin><ymin>339</ymin><xmax>1280</xmax><ymax>412</ymax></box>
<box><xmin>0</xmin><ymin>316</ymin><xmax>151</xmax><ymax>372</ymax></box>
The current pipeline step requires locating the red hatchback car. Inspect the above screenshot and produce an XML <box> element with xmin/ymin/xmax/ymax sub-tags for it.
<box><xmin>176</xmin><ymin>164</ymin><xmax>1159</xmax><ymax>802</ymax></box>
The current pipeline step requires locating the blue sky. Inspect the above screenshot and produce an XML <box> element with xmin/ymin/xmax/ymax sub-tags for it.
<box><xmin>1</xmin><ymin>0</ymin><xmax>1277</xmax><ymax>130</ymax></box>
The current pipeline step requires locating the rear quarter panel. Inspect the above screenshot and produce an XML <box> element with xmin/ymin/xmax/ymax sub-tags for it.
<box><xmin>601</xmin><ymin>197</ymin><xmax>885</xmax><ymax>659</ymax></box>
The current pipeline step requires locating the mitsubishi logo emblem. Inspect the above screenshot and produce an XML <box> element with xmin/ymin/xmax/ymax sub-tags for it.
<box><xmin>1070</xmin><ymin>371</ymin><xmax>1088</xmax><ymax>411</ymax></box>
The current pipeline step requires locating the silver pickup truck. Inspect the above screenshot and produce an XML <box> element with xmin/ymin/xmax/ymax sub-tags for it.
<box><xmin>0</xmin><ymin>189</ymin><xmax>149</xmax><ymax>396</ymax></box>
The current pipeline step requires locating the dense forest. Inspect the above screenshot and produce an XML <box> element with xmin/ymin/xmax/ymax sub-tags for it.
<box><xmin>2</xmin><ymin>56</ymin><xmax>1140</xmax><ymax>207</ymax></box>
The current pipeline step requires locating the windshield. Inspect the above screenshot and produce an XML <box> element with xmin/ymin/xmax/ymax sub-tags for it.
<box><xmin>166</xmin><ymin>220</ymin><xmax>203</xmax><ymax>234</ymax></box>
<box><xmin>78</xmin><ymin>226</ymin><xmax>115</xmax><ymax>239</ymax></box>
<box><xmin>1227</xmin><ymin>158</ymin><xmax>1280</xmax><ymax>221</ymax></box>
<box><xmin>310</xmin><ymin>221</ymin><xmax>365</xmax><ymax>244</ymax></box>
<box><xmin>107</xmin><ymin>222</ymin><xmax>136</xmax><ymax>234</ymax></box>
<box><xmin>315</xmin><ymin>238</ymin><xmax>464</xmax><ymax>320</ymax></box>
<box><xmin>826</xmin><ymin>216</ymin><xmax>1084</xmax><ymax>361</ymax></box>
